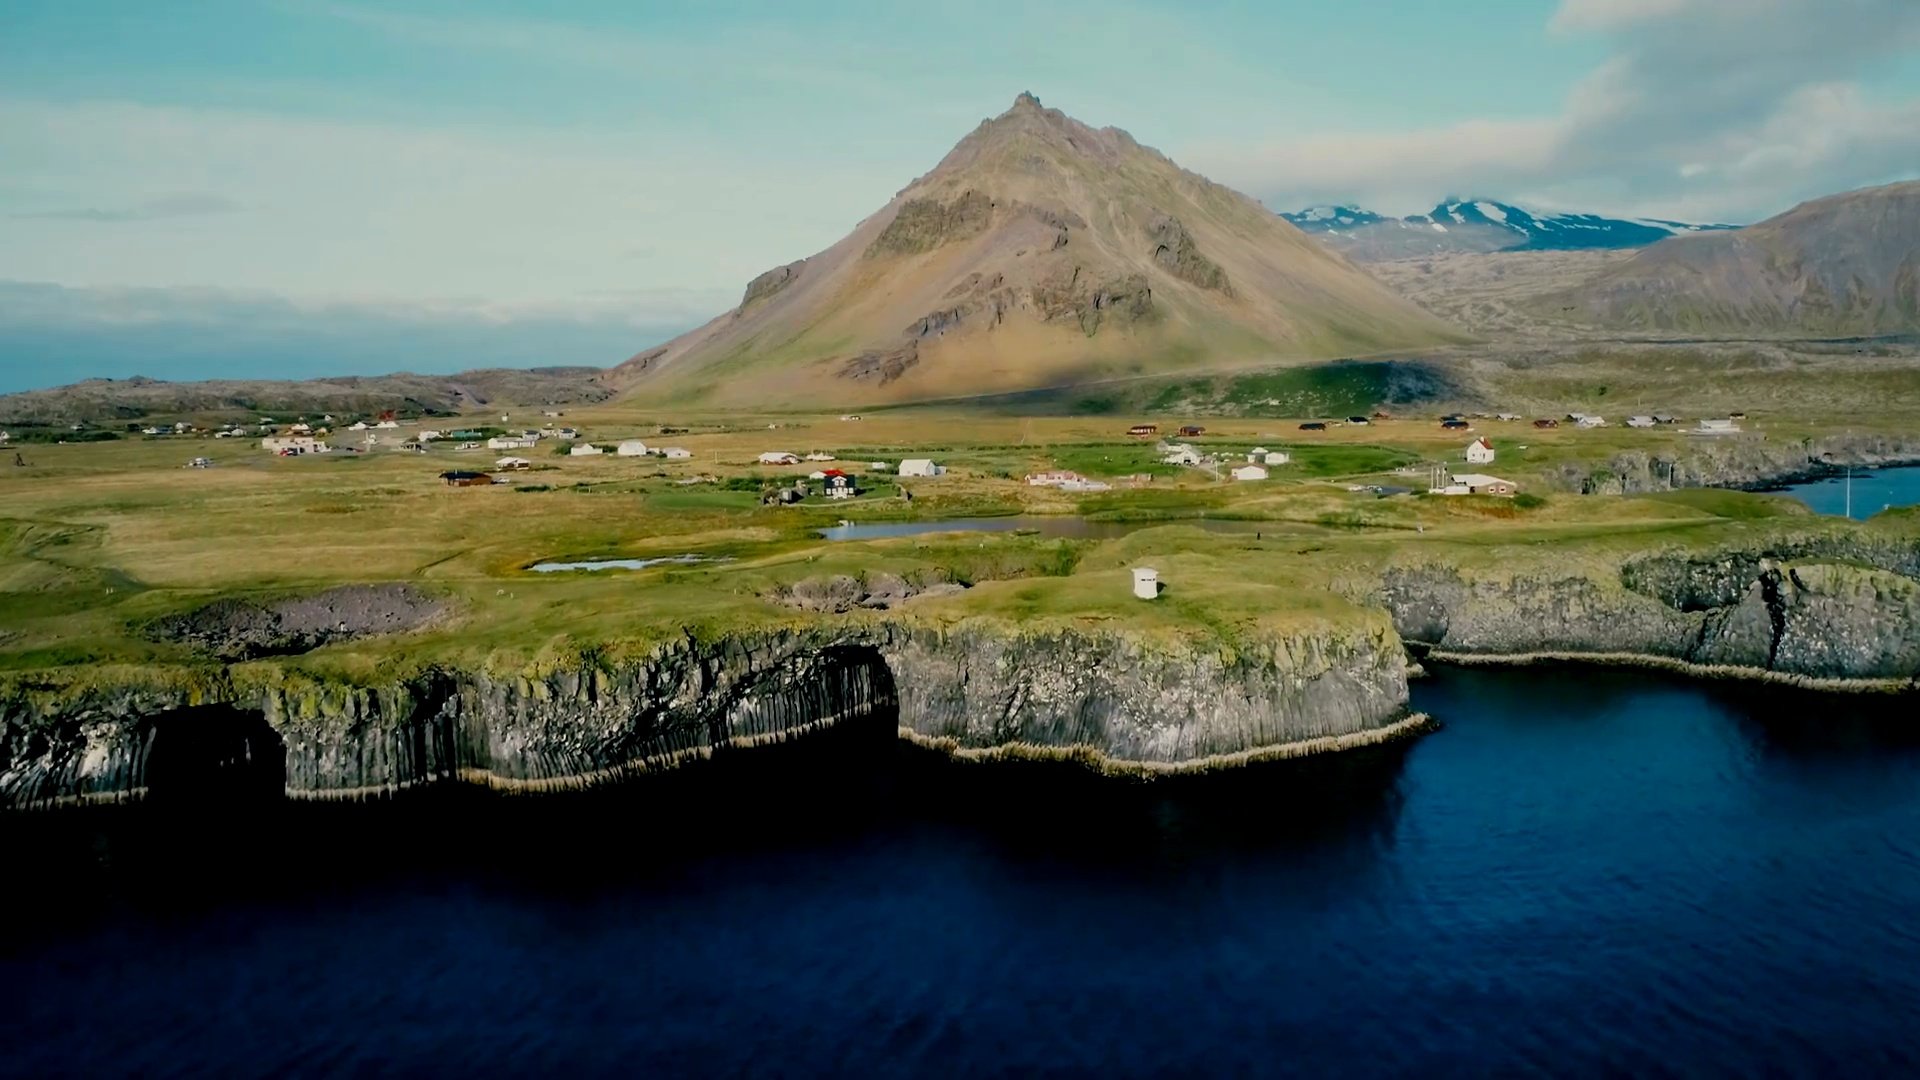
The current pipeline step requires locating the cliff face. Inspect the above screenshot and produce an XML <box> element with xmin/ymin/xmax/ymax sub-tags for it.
<box><xmin>0</xmin><ymin>620</ymin><xmax>1413</xmax><ymax>810</ymax></box>
<box><xmin>1383</xmin><ymin>540</ymin><xmax>1920</xmax><ymax>684</ymax></box>
<box><xmin>889</xmin><ymin>623</ymin><xmax>1408</xmax><ymax>762</ymax></box>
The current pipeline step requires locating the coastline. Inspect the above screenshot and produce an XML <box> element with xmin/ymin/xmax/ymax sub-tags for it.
<box><xmin>897</xmin><ymin>711</ymin><xmax>1439</xmax><ymax>778</ymax></box>
<box><xmin>1421</xmin><ymin>648</ymin><xmax>1918</xmax><ymax>694</ymax></box>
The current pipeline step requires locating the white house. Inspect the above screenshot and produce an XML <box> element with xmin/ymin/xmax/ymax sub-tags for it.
<box><xmin>898</xmin><ymin>458</ymin><xmax>944</xmax><ymax>478</ymax></box>
<box><xmin>1262</xmin><ymin>451</ymin><xmax>1291</xmax><ymax>466</ymax></box>
<box><xmin>1132</xmin><ymin>567</ymin><xmax>1160</xmax><ymax>600</ymax></box>
<box><xmin>488</xmin><ymin>436</ymin><xmax>537</xmax><ymax>450</ymax></box>
<box><xmin>1246</xmin><ymin>447</ymin><xmax>1268</xmax><ymax>462</ymax></box>
<box><xmin>261</xmin><ymin>436</ymin><xmax>321</xmax><ymax>455</ymax></box>
<box><xmin>1230</xmin><ymin>464</ymin><xmax>1269</xmax><ymax>481</ymax></box>
<box><xmin>554</xmin><ymin>427</ymin><xmax>579</xmax><ymax>441</ymax></box>
<box><xmin>348</xmin><ymin>421</ymin><xmax>369</xmax><ymax>431</ymax></box>
<box><xmin>1689</xmin><ymin>418</ymin><xmax>1741</xmax><ymax>436</ymax></box>
<box><xmin>869</xmin><ymin>461</ymin><xmax>892</xmax><ymax>472</ymax></box>
<box><xmin>807</xmin><ymin>470</ymin><xmax>829</xmax><ymax>480</ymax></box>
<box><xmin>1575</xmin><ymin>415</ymin><xmax>1607</xmax><ymax>429</ymax></box>
<box><xmin>661</xmin><ymin>447</ymin><xmax>693</xmax><ymax>459</ymax></box>
<box><xmin>824</xmin><ymin>473</ymin><xmax>856</xmax><ymax>499</ymax></box>
<box><xmin>758</xmin><ymin>451</ymin><xmax>801</xmax><ymax>466</ymax></box>
<box><xmin>1466</xmin><ymin>437</ymin><xmax>1496</xmax><ymax>465</ymax></box>
<box><xmin>616</xmin><ymin>440</ymin><xmax>650</xmax><ymax>457</ymax></box>
<box><xmin>1627</xmin><ymin>416</ymin><xmax>1657</xmax><ymax>428</ymax></box>
<box><xmin>569</xmin><ymin>444</ymin><xmax>604</xmax><ymax>457</ymax></box>
<box><xmin>494</xmin><ymin>456</ymin><xmax>532</xmax><ymax>470</ymax></box>
<box><xmin>1161</xmin><ymin>445</ymin><xmax>1202</xmax><ymax>466</ymax></box>
<box><xmin>804</xmin><ymin>452</ymin><xmax>837</xmax><ymax>462</ymax></box>
<box><xmin>375</xmin><ymin>420</ymin><xmax>400</xmax><ymax>430</ymax></box>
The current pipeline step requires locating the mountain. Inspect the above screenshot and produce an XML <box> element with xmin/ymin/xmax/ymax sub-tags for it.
<box><xmin>607</xmin><ymin>94</ymin><xmax>1464</xmax><ymax>405</ymax></box>
<box><xmin>1549</xmin><ymin>181</ymin><xmax>1920</xmax><ymax>335</ymax></box>
<box><xmin>1281</xmin><ymin>199</ymin><xmax>1738</xmax><ymax>260</ymax></box>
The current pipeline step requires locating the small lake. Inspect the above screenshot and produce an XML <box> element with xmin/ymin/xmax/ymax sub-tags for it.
<box><xmin>1775</xmin><ymin>465</ymin><xmax>1920</xmax><ymax>520</ymax></box>
<box><xmin>528</xmin><ymin>554</ymin><xmax>724</xmax><ymax>573</ymax></box>
<box><xmin>816</xmin><ymin>515</ymin><xmax>1274</xmax><ymax>541</ymax></box>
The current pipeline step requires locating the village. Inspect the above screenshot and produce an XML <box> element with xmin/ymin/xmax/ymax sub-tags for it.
<box><xmin>0</xmin><ymin>397</ymin><xmax>1761</xmax><ymax>508</ymax></box>
<box><xmin>3</xmin><ymin>399</ymin><xmax>1754</xmax><ymax>516</ymax></box>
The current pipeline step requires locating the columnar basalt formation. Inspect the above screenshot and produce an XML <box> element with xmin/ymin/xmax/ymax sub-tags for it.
<box><xmin>0</xmin><ymin>620</ymin><xmax>1415</xmax><ymax>810</ymax></box>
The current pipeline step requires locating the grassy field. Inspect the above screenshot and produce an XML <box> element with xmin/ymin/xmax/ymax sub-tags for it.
<box><xmin>2</xmin><ymin>389</ymin><xmax>1914</xmax><ymax>684</ymax></box>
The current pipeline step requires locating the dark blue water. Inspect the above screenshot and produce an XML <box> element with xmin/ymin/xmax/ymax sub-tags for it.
<box><xmin>1775</xmin><ymin>465</ymin><xmax>1920</xmax><ymax>520</ymax></box>
<box><xmin>6</xmin><ymin>667</ymin><xmax>1920</xmax><ymax>1077</ymax></box>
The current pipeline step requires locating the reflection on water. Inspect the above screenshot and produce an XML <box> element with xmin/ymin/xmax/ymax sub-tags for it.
<box><xmin>1773</xmin><ymin>465</ymin><xmax>1920</xmax><ymax>520</ymax></box>
<box><xmin>816</xmin><ymin>515</ymin><xmax>1274</xmax><ymax>541</ymax></box>
<box><xmin>7</xmin><ymin>666</ymin><xmax>1920</xmax><ymax>1076</ymax></box>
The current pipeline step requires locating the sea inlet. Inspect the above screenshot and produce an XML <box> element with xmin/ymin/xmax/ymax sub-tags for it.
<box><xmin>4</xmin><ymin>666</ymin><xmax>1918</xmax><ymax>1076</ymax></box>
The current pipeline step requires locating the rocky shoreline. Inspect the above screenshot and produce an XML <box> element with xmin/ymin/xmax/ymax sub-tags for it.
<box><xmin>6</xmin><ymin>529</ymin><xmax>1918</xmax><ymax>811</ymax></box>
<box><xmin>1572</xmin><ymin>432</ymin><xmax>1920</xmax><ymax>495</ymax></box>
<box><xmin>0</xmin><ymin>616</ymin><xmax>1414</xmax><ymax>810</ymax></box>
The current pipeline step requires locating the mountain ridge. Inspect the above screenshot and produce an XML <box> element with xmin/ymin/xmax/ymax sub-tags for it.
<box><xmin>1281</xmin><ymin>198</ymin><xmax>1738</xmax><ymax>260</ymax></box>
<box><xmin>607</xmin><ymin>94</ymin><xmax>1466</xmax><ymax>405</ymax></box>
<box><xmin>1546</xmin><ymin>180</ymin><xmax>1920</xmax><ymax>334</ymax></box>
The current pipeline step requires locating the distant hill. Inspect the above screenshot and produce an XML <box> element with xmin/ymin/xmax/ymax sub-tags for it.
<box><xmin>1547</xmin><ymin>181</ymin><xmax>1920</xmax><ymax>334</ymax></box>
<box><xmin>607</xmin><ymin>94</ymin><xmax>1464</xmax><ymax>406</ymax></box>
<box><xmin>1281</xmin><ymin>199</ymin><xmax>1737</xmax><ymax>260</ymax></box>
<box><xmin>0</xmin><ymin>367</ymin><xmax>612</xmax><ymax>424</ymax></box>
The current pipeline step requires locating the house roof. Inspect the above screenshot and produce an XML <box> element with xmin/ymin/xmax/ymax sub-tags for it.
<box><xmin>1452</xmin><ymin>473</ymin><xmax>1511</xmax><ymax>486</ymax></box>
<box><xmin>1471</xmin><ymin>437</ymin><xmax>1493</xmax><ymax>449</ymax></box>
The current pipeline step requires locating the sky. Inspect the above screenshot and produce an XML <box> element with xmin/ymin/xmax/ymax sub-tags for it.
<box><xmin>2</xmin><ymin>0</ymin><xmax>1917</xmax><ymax>393</ymax></box>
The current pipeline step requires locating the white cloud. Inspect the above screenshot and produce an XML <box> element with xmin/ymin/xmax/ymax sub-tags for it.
<box><xmin>1549</xmin><ymin>0</ymin><xmax>1695</xmax><ymax>34</ymax></box>
<box><xmin>1191</xmin><ymin>0</ymin><xmax>1920</xmax><ymax>221</ymax></box>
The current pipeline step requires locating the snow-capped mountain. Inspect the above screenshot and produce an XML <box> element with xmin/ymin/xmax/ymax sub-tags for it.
<box><xmin>1281</xmin><ymin>199</ymin><xmax>1739</xmax><ymax>259</ymax></box>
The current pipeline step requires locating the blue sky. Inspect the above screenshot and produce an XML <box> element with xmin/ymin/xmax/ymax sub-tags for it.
<box><xmin>2</xmin><ymin>0</ymin><xmax>1916</xmax><ymax>393</ymax></box>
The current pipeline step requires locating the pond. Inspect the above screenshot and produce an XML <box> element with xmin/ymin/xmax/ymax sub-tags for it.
<box><xmin>1774</xmin><ymin>464</ymin><xmax>1920</xmax><ymax>520</ymax></box>
<box><xmin>816</xmin><ymin>516</ymin><xmax>1276</xmax><ymax>541</ymax></box>
<box><xmin>527</xmin><ymin>554</ymin><xmax>725</xmax><ymax>573</ymax></box>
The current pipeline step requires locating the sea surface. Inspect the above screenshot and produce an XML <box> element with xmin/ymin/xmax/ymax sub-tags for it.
<box><xmin>1775</xmin><ymin>464</ymin><xmax>1920</xmax><ymax>519</ymax></box>
<box><xmin>6</xmin><ymin>666</ymin><xmax>1920</xmax><ymax>1077</ymax></box>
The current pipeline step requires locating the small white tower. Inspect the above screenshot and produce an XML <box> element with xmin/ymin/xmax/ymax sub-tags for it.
<box><xmin>1132</xmin><ymin>567</ymin><xmax>1160</xmax><ymax>600</ymax></box>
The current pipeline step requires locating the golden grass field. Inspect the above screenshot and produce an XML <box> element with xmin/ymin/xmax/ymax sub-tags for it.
<box><xmin>6</xmin><ymin>390</ymin><xmax>1912</xmax><ymax>688</ymax></box>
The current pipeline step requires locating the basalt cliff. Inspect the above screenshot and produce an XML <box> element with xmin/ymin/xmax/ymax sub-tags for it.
<box><xmin>0</xmin><ymin>618</ymin><xmax>1415</xmax><ymax>810</ymax></box>
<box><xmin>1382</xmin><ymin>535</ymin><xmax>1920</xmax><ymax>685</ymax></box>
<box><xmin>6</xmin><ymin>534</ymin><xmax>1918</xmax><ymax>811</ymax></box>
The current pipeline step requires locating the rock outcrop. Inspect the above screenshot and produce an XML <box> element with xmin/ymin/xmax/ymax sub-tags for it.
<box><xmin>143</xmin><ymin>585</ymin><xmax>447</xmax><ymax>661</ymax></box>
<box><xmin>1383</xmin><ymin>540</ymin><xmax>1920</xmax><ymax>684</ymax></box>
<box><xmin>1559</xmin><ymin>432</ymin><xmax>1920</xmax><ymax>495</ymax></box>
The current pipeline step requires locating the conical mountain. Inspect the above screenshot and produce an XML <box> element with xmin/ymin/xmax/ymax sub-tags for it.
<box><xmin>609</xmin><ymin>93</ymin><xmax>1466</xmax><ymax>405</ymax></box>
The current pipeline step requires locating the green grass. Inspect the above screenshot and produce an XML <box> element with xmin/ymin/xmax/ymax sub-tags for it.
<box><xmin>1</xmin><ymin>396</ymin><xmax>1914</xmax><ymax>682</ymax></box>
